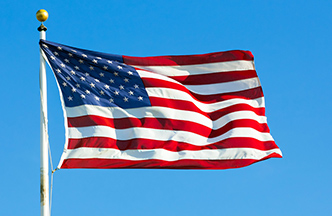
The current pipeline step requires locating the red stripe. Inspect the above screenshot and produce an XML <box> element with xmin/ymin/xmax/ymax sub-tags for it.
<box><xmin>60</xmin><ymin>153</ymin><xmax>281</xmax><ymax>169</ymax></box>
<box><xmin>123</xmin><ymin>50</ymin><xmax>253</xmax><ymax>66</ymax></box>
<box><xmin>67</xmin><ymin>136</ymin><xmax>277</xmax><ymax>152</ymax></box>
<box><xmin>149</xmin><ymin>97</ymin><xmax>266</xmax><ymax>119</ymax></box>
<box><xmin>68</xmin><ymin>115</ymin><xmax>270</xmax><ymax>139</ymax></box>
<box><xmin>191</xmin><ymin>87</ymin><xmax>264</xmax><ymax>102</ymax></box>
<box><xmin>142</xmin><ymin>77</ymin><xmax>264</xmax><ymax>103</ymax></box>
<box><xmin>170</xmin><ymin>70</ymin><xmax>258</xmax><ymax>85</ymax></box>
<box><xmin>150</xmin><ymin>88</ymin><xmax>264</xmax><ymax>108</ymax></box>
<box><xmin>68</xmin><ymin>116</ymin><xmax>211</xmax><ymax>135</ymax></box>
<box><xmin>68</xmin><ymin>115</ymin><xmax>269</xmax><ymax>133</ymax></box>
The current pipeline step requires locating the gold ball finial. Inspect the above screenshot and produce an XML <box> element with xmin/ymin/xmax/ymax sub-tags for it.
<box><xmin>36</xmin><ymin>9</ymin><xmax>48</xmax><ymax>22</ymax></box>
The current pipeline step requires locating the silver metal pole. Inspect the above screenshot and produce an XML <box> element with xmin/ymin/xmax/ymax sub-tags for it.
<box><xmin>37</xmin><ymin>9</ymin><xmax>50</xmax><ymax>216</ymax></box>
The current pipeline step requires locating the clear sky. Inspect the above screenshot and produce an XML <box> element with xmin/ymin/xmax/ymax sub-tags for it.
<box><xmin>1</xmin><ymin>0</ymin><xmax>331</xmax><ymax>215</ymax></box>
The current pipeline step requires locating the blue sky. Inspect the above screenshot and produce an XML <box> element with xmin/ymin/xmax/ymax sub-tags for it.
<box><xmin>1</xmin><ymin>1</ymin><xmax>332</xmax><ymax>215</ymax></box>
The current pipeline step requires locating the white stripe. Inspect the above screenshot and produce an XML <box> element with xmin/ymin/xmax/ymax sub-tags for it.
<box><xmin>67</xmin><ymin>105</ymin><xmax>267</xmax><ymax>132</ymax></box>
<box><xmin>186</xmin><ymin>77</ymin><xmax>260</xmax><ymax>95</ymax></box>
<box><xmin>68</xmin><ymin>127</ymin><xmax>274</xmax><ymax>145</ymax></box>
<box><xmin>132</xmin><ymin>60</ymin><xmax>254</xmax><ymax>77</ymax></box>
<box><xmin>65</xmin><ymin>97</ymin><xmax>265</xmax><ymax>119</ymax></box>
<box><xmin>66</xmin><ymin>105</ymin><xmax>213</xmax><ymax>129</ymax></box>
<box><xmin>138</xmin><ymin>69</ymin><xmax>178</xmax><ymax>84</ymax></box>
<box><xmin>213</xmin><ymin>111</ymin><xmax>267</xmax><ymax>129</ymax></box>
<box><xmin>62</xmin><ymin>147</ymin><xmax>282</xmax><ymax>161</ymax></box>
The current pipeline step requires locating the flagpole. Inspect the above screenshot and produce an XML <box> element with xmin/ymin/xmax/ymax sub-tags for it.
<box><xmin>37</xmin><ymin>9</ymin><xmax>50</xmax><ymax>216</ymax></box>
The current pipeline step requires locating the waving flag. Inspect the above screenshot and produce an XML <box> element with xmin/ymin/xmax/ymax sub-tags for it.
<box><xmin>40</xmin><ymin>39</ymin><xmax>282</xmax><ymax>169</ymax></box>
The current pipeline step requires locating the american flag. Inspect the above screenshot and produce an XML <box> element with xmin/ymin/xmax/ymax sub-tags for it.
<box><xmin>40</xmin><ymin>40</ymin><xmax>282</xmax><ymax>169</ymax></box>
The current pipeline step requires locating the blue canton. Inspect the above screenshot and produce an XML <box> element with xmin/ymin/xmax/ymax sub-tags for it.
<box><xmin>40</xmin><ymin>40</ymin><xmax>151</xmax><ymax>109</ymax></box>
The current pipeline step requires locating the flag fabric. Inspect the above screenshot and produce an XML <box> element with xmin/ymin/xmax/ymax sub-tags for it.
<box><xmin>40</xmin><ymin>39</ymin><xmax>282</xmax><ymax>170</ymax></box>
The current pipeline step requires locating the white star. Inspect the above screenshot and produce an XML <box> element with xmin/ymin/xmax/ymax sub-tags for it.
<box><xmin>123</xmin><ymin>97</ymin><xmax>128</xmax><ymax>102</ymax></box>
<box><xmin>99</xmin><ymin>72</ymin><xmax>104</xmax><ymax>77</ymax></box>
<box><xmin>76</xmin><ymin>83</ymin><xmax>80</xmax><ymax>88</ymax></box>
<box><xmin>104</xmin><ymin>84</ymin><xmax>110</xmax><ymax>89</ymax></box>
<box><xmin>128</xmin><ymin>71</ymin><xmax>133</xmax><ymax>75</ymax></box>
<box><xmin>134</xmin><ymin>84</ymin><xmax>139</xmax><ymax>89</ymax></box>
<box><xmin>64</xmin><ymin>59</ymin><xmax>70</xmax><ymax>63</ymax></box>
<box><xmin>92</xmin><ymin>59</ymin><xmax>98</xmax><ymax>64</ymax></box>
<box><xmin>72</xmin><ymin>87</ymin><xmax>76</xmax><ymax>92</ymax></box>
<box><xmin>42</xmin><ymin>44</ymin><xmax>48</xmax><ymax>48</ymax></box>
<box><xmin>68</xmin><ymin>53</ymin><xmax>73</xmax><ymax>57</ymax></box>
<box><xmin>80</xmin><ymin>77</ymin><xmax>85</xmax><ymax>81</ymax></box>
<box><xmin>100</xmin><ymin>90</ymin><xmax>105</xmax><ymax>95</ymax></box>
<box><xmin>110</xmin><ymin>79</ymin><xmax>114</xmax><ymax>83</ymax></box>
<box><xmin>95</xmin><ymin>79</ymin><xmax>100</xmax><ymax>83</ymax></box>
<box><xmin>138</xmin><ymin>96</ymin><xmax>143</xmax><ymax>101</ymax></box>
<box><xmin>71</xmin><ymin>49</ymin><xmax>77</xmax><ymax>53</ymax></box>
<box><xmin>80</xmin><ymin>94</ymin><xmax>85</xmax><ymax>99</ymax></box>
<box><xmin>68</xmin><ymin>96</ymin><xmax>73</xmax><ymax>101</ymax></box>
<box><xmin>75</xmin><ymin>66</ymin><xmax>80</xmax><ymax>70</ymax></box>
<box><xmin>89</xmin><ymin>66</ymin><xmax>94</xmax><ymax>70</ymax></box>
<box><xmin>90</xmin><ymin>83</ymin><xmax>95</xmax><ymax>88</ymax></box>
<box><xmin>113</xmin><ymin>72</ymin><xmax>118</xmax><ymax>76</ymax></box>
<box><xmin>124</xmin><ymin>78</ymin><xmax>129</xmax><ymax>83</ymax></box>
<box><xmin>96</xmin><ymin>57</ymin><xmax>102</xmax><ymax>59</ymax></box>
<box><xmin>103</xmin><ymin>66</ymin><xmax>108</xmax><ymax>70</ymax></box>
<box><xmin>66</xmin><ymin>76</ymin><xmax>71</xmax><ymax>80</ymax></box>
<box><xmin>79</xmin><ymin>59</ymin><xmax>84</xmax><ymax>64</ymax></box>
<box><xmin>62</xmin><ymin>82</ymin><xmax>67</xmax><ymax>87</ymax></box>
<box><xmin>109</xmin><ymin>98</ymin><xmax>114</xmax><ymax>103</ymax></box>
<box><xmin>119</xmin><ymin>85</ymin><xmax>124</xmax><ymax>90</ymax></box>
<box><xmin>82</xmin><ymin>54</ymin><xmax>88</xmax><ymax>58</ymax></box>
<box><xmin>95</xmin><ymin>96</ymin><xmax>100</xmax><ymax>101</ymax></box>
<box><xmin>114</xmin><ymin>90</ymin><xmax>119</xmax><ymax>95</ymax></box>
<box><xmin>107</xmin><ymin>60</ymin><xmax>113</xmax><ymax>64</ymax></box>
<box><xmin>50</xmin><ymin>56</ymin><xmax>55</xmax><ymax>60</ymax></box>
<box><xmin>85</xmin><ymin>73</ymin><xmax>89</xmax><ymax>76</ymax></box>
<box><xmin>56</xmin><ymin>69</ymin><xmax>61</xmax><ymax>73</ymax></box>
<box><xmin>70</xmin><ymin>70</ymin><xmax>75</xmax><ymax>75</ymax></box>
<box><xmin>117</xmin><ymin>65</ymin><xmax>123</xmax><ymax>70</ymax></box>
<box><xmin>60</xmin><ymin>63</ymin><xmax>65</xmax><ymax>68</ymax></box>
<box><xmin>54</xmin><ymin>52</ymin><xmax>59</xmax><ymax>56</ymax></box>
<box><xmin>57</xmin><ymin>46</ymin><xmax>62</xmax><ymax>50</ymax></box>
<box><xmin>128</xmin><ymin>91</ymin><xmax>134</xmax><ymax>95</ymax></box>
<box><xmin>85</xmin><ymin>90</ymin><xmax>90</xmax><ymax>94</ymax></box>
